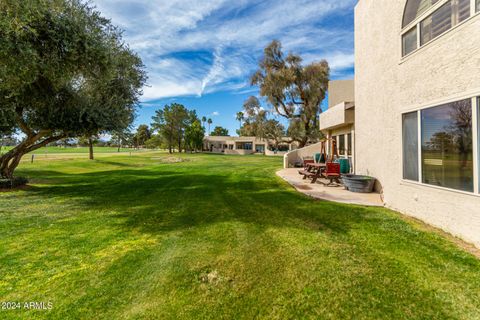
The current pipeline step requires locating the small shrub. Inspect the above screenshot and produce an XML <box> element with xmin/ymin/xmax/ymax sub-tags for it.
<box><xmin>0</xmin><ymin>177</ymin><xmax>29</xmax><ymax>189</ymax></box>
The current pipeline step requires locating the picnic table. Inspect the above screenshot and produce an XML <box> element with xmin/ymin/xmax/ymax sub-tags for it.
<box><xmin>298</xmin><ymin>162</ymin><xmax>326</xmax><ymax>183</ymax></box>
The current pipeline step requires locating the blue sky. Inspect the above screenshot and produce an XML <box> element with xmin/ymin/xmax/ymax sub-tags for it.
<box><xmin>95</xmin><ymin>0</ymin><xmax>356</xmax><ymax>135</ymax></box>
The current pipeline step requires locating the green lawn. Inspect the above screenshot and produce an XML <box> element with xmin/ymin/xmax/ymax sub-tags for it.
<box><xmin>1</xmin><ymin>153</ymin><xmax>479</xmax><ymax>319</ymax></box>
<box><xmin>0</xmin><ymin>146</ymin><xmax>145</xmax><ymax>154</ymax></box>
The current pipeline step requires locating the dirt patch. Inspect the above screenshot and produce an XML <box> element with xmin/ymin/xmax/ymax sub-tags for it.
<box><xmin>152</xmin><ymin>157</ymin><xmax>190</xmax><ymax>164</ymax></box>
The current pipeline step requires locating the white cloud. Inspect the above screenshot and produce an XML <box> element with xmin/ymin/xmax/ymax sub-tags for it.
<box><xmin>212</xmin><ymin>111</ymin><xmax>220</xmax><ymax>116</ymax></box>
<box><xmin>94</xmin><ymin>0</ymin><xmax>356</xmax><ymax>101</ymax></box>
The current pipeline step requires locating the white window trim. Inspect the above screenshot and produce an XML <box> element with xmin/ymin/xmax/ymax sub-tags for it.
<box><xmin>400</xmin><ymin>0</ymin><xmax>480</xmax><ymax>60</ymax></box>
<box><xmin>474</xmin><ymin>97</ymin><xmax>479</xmax><ymax>193</ymax></box>
<box><xmin>401</xmin><ymin>95</ymin><xmax>479</xmax><ymax>195</ymax></box>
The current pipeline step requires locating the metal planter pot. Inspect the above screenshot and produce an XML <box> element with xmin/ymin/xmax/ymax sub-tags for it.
<box><xmin>342</xmin><ymin>174</ymin><xmax>376</xmax><ymax>193</ymax></box>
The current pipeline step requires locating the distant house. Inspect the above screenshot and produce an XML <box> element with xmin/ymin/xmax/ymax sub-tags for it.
<box><xmin>354</xmin><ymin>0</ymin><xmax>480</xmax><ymax>246</ymax></box>
<box><xmin>203</xmin><ymin>136</ymin><xmax>299</xmax><ymax>156</ymax></box>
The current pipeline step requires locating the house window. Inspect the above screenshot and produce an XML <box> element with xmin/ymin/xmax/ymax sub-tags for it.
<box><xmin>403</xmin><ymin>112</ymin><xmax>419</xmax><ymax>181</ymax></box>
<box><xmin>420</xmin><ymin>2</ymin><xmax>452</xmax><ymax>45</ymax></box>
<box><xmin>420</xmin><ymin>0</ymin><xmax>470</xmax><ymax>45</ymax></box>
<box><xmin>402</xmin><ymin>0</ymin><xmax>475</xmax><ymax>56</ymax></box>
<box><xmin>403</xmin><ymin>27</ymin><xmax>418</xmax><ymax>56</ymax></box>
<box><xmin>339</xmin><ymin>135</ymin><xmax>345</xmax><ymax>155</ymax></box>
<box><xmin>421</xmin><ymin>99</ymin><xmax>473</xmax><ymax>192</ymax></box>
<box><xmin>403</xmin><ymin>97</ymin><xmax>478</xmax><ymax>193</ymax></box>
<box><xmin>347</xmin><ymin>133</ymin><xmax>352</xmax><ymax>156</ymax></box>
<box><xmin>403</xmin><ymin>0</ymin><xmax>440</xmax><ymax>28</ymax></box>
<box><xmin>477</xmin><ymin>0</ymin><xmax>480</xmax><ymax>12</ymax></box>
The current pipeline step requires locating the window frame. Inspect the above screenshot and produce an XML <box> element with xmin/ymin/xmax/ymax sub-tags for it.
<box><xmin>401</xmin><ymin>96</ymin><xmax>480</xmax><ymax>195</ymax></box>
<box><xmin>401</xmin><ymin>0</ymin><xmax>479</xmax><ymax>58</ymax></box>
<box><xmin>402</xmin><ymin>111</ymin><xmax>420</xmax><ymax>181</ymax></box>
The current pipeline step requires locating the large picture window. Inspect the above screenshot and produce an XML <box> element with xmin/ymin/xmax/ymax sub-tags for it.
<box><xmin>421</xmin><ymin>99</ymin><xmax>473</xmax><ymax>192</ymax></box>
<box><xmin>403</xmin><ymin>97</ymin><xmax>478</xmax><ymax>193</ymax></box>
<box><xmin>403</xmin><ymin>112</ymin><xmax>419</xmax><ymax>181</ymax></box>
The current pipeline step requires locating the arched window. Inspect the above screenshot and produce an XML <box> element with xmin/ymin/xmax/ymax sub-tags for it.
<box><xmin>403</xmin><ymin>0</ymin><xmax>440</xmax><ymax>28</ymax></box>
<box><xmin>402</xmin><ymin>0</ymin><xmax>478</xmax><ymax>57</ymax></box>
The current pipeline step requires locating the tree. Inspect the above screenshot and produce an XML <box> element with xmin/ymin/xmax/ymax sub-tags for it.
<box><xmin>184</xmin><ymin>119</ymin><xmax>205</xmax><ymax>152</ymax></box>
<box><xmin>111</xmin><ymin>130</ymin><xmax>131</xmax><ymax>152</ymax></box>
<box><xmin>207</xmin><ymin>118</ymin><xmax>213</xmax><ymax>135</ymax></box>
<box><xmin>236</xmin><ymin>112</ymin><xmax>244</xmax><ymax>131</ymax></box>
<box><xmin>251</xmin><ymin>40</ymin><xmax>329</xmax><ymax>147</ymax></box>
<box><xmin>211</xmin><ymin>126</ymin><xmax>229</xmax><ymax>136</ymax></box>
<box><xmin>201</xmin><ymin>116</ymin><xmax>207</xmax><ymax>129</ymax></box>
<box><xmin>145</xmin><ymin>134</ymin><xmax>166</xmax><ymax>149</ymax></box>
<box><xmin>134</xmin><ymin>125</ymin><xmax>151</xmax><ymax>148</ymax></box>
<box><xmin>264</xmin><ymin>120</ymin><xmax>286</xmax><ymax>149</ymax></box>
<box><xmin>78</xmin><ymin>135</ymin><xmax>99</xmax><ymax>159</ymax></box>
<box><xmin>238</xmin><ymin>96</ymin><xmax>268</xmax><ymax>139</ymax></box>
<box><xmin>0</xmin><ymin>0</ymin><xmax>146</xmax><ymax>179</ymax></box>
<box><xmin>152</xmin><ymin>104</ymin><xmax>189</xmax><ymax>153</ymax></box>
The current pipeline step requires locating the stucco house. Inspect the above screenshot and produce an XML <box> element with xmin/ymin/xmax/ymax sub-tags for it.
<box><xmin>319</xmin><ymin>79</ymin><xmax>355</xmax><ymax>171</ymax></box>
<box><xmin>203</xmin><ymin>136</ymin><xmax>298</xmax><ymax>156</ymax></box>
<box><xmin>354</xmin><ymin>0</ymin><xmax>480</xmax><ymax>246</ymax></box>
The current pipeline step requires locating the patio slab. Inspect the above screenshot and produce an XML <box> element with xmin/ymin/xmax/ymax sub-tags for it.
<box><xmin>276</xmin><ymin>168</ymin><xmax>384</xmax><ymax>207</ymax></box>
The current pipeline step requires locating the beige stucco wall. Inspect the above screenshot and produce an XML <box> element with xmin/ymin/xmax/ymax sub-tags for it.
<box><xmin>284</xmin><ymin>142</ymin><xmax>324</xmax><ymax>168</ymax></box>
<box><xmin>355</xmin><ymin>1</ymin><xmax>480</xmax><ymax>247</ymax></box>
<box><xmin>319</xmin><ymin>102</ymin><xmax>355</xmax><ymax>131</ymax></box>
<box><xmin>328</xmin><ymin>80</ymin><xmax>355</xmax><ymax>107</ymax></box>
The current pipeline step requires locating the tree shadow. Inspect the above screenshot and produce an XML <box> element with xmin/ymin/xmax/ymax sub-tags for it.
<box><xmin>19</xmin><ymin>167</ymin><xmax>381</xmax><ymax>237</ymax></box>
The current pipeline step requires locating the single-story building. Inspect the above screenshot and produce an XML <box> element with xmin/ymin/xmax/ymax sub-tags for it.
<box><xmin>204</xmin><ymin>136</ymin><xmax>298</xmax><ymax>156</ymax></box>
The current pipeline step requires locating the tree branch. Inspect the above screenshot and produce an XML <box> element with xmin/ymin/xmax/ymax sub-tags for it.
<box><xmin>25</xmin><ymin>134</ymin><xmax>66</xmax><ymax>153</ymax></box>
<box><xmin>15</xmin><ymin>107</ymin><xmax>33</xmax><ymax>137</ymax></box>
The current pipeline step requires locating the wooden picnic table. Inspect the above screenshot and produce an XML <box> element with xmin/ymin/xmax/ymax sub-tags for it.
<box><xmin>299</xmin><ymin>162</ymin><xmax>326</xmax><ymax>183</ymax></box>
<box><xmin>306</xmin><ymin>163</ymin><xmax>326</xmax><ymax>169</ymax></box>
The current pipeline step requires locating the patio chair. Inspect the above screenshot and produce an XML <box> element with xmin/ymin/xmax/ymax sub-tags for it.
<box><xmin>320</xmin><ymin>162</ymin><xmax>341</xmax><ymax>186</ymax></box>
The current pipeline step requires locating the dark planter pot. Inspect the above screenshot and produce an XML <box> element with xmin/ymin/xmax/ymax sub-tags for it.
<box><xmin>342</xmin><ymin>174</ymin><xmax>376</xmax><ymax>193</ymax></box>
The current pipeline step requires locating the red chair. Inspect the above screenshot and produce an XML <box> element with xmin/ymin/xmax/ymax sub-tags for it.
<box><xmin>321</xmin><ymin>162</ymin><xmax>341</xmax><ymax>186</ymax></box>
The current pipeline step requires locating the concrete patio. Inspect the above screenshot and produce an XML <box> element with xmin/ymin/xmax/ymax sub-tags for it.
<box><xmin>276</xmin><ymin>168</ymin><xmax>384</xmax><ymax>207</ymax></box>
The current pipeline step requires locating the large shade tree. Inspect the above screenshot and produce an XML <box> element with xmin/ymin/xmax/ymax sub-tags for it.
<box><xmin>0</xmin><ymin>0</ymin><xmax>146</xmax><ymax>179</ymax></box>
<box><xmin>251</xmin><ymin>40</ymin><xmax>329</xmax><ymax>147</ymax></box>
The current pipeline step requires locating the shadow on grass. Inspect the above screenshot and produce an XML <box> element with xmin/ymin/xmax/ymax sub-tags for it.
<box><xmin>19</xmin><ymin>167</ymin><xmax>375</xmax><ymax>236</ymax></box>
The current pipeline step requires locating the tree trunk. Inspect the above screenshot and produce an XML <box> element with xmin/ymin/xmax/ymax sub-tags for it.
<box><xmin>88</xmin><ymin>138</ymin><xmax>94</xmax><ymax>160</ymax></box>
<box><xmin>0</xmin><ymin>133</ymin><xmax>63</xmax><ymax>179</ymax></box>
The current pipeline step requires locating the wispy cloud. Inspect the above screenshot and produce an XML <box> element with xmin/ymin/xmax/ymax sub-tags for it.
<box><xmin>95</xmin><ymin>0</ymin><xmax>356</xmax><ymax>101</ymax></box>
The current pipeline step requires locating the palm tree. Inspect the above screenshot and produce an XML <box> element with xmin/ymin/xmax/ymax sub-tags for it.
<box><xmin>236</xmin><ymin>112</ymin><xmax>244</xmax><ymax>130</ymax></box>
<box><xmin>207</xmin><ymin>118</ymin><xmax>212</xmax><ymax>135</ymax></box>
<box><xmin>201</xmin><ymin>116</ymin><xmax>207</xmax><ymax>129</ymax></box>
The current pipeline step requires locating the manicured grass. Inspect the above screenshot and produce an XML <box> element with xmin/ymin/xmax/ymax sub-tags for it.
<box><xmin>0</xmin><ymin>146</ymin><xmax>145</xmax><ymax>154</ymax></box>
<box><xmin>0</xmin><ymin>153</ymin><xmax>479</xmax><ymax>319</ymax></box>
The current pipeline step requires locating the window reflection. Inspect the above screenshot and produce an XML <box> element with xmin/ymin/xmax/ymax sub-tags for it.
<box><xmin>421</xmin><ymin>99</ymin><xmax>473</xmax><ymax>192</ymax></box>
